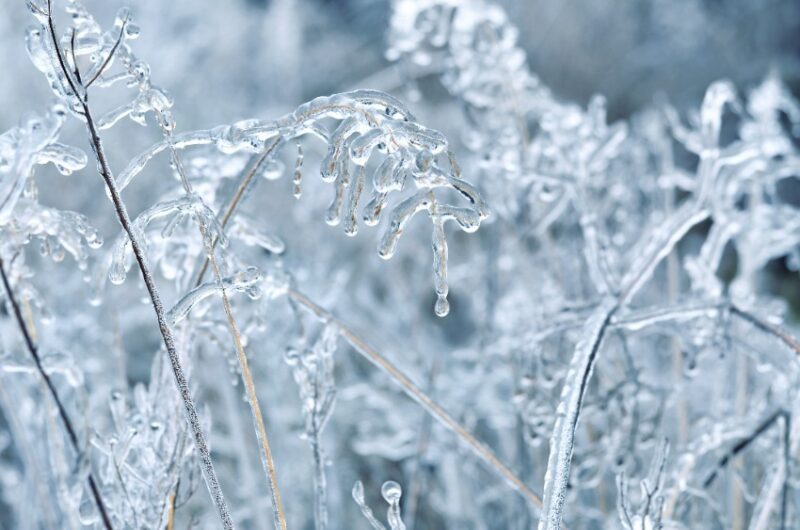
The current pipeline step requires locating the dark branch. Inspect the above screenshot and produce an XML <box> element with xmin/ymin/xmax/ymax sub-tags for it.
<box><xmin>0</xmin><ymin>255</ymin><xmax>114</xmax><ymax>530</ymax></box>
<box><xmin>84</xmin><ymin>14</ymin><xmax>128</xmax><ymax>89</ymax></box>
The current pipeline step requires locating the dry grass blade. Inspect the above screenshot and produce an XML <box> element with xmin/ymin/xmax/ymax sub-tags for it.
<box><xmin>160</xmin><ymin>112</ymin><xmax>288</xmax><ymax>529</ymax></box>
<box><xmin>731</xmin><ymin>305</ymin><xmax>800</xmax><ymax>356</ymax></box>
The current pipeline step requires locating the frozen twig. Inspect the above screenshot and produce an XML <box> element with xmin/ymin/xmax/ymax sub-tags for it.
<box><xmin>0</xmin><ymin>255</ymin><xmax>114</xmax><ymax>530</ymax></box>
<box><xmin>38</xmin><ymin>5</ymin><xmax>234</xmax><ymax>525</ymax></box>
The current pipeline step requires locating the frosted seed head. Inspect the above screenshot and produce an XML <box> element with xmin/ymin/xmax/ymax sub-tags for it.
<box><xmin>381</xmin><ymin>480</ymin><xmax>402</xmax><ymax>503</ymax></box>
<box><xmin>352</xmin><ymin>480</ymin><xmax>366</xmax><ymax>504</ymax></box>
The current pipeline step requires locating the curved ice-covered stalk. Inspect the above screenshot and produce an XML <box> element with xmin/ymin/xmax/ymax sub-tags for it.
<box><xmin>685</xmin><ymin>218</ymin><xmax>741</xmax><ymax>296</ymax></box>
<box><xmin>105</xmin><ymin>89</ymin><xmax>486</xmax><ymax>315</ymax></box>
<box><xmin>378</xmin><ymin>192</ymin><xmax>432</xmax><ymax>260</ymax></box>
<box><xmin>373</xmin><ymin>156</ymin><xmax>404</xmax><ymax>193</ymax></box>
<box><xmin>321</xmin><ymin>117</ymin><xmax>361</xmax><ymax>182</ymax></box>
<box><xmin>108</xmin><ymin>193</ymin><xmax>227</xmax><ymax>285</ymax></box>
<box><xmin>344</xmin><ymin>165</ymin><xmax>366</xmax><ymax>235</ymax></box>
<box><xmin>167</xmin><ymin>267</ymin><xmax>262</xmax><ymax>326</ymax></box>
<box><xmin>97</xmin><ymin>84</ymin><xmax>173</xmax><ymax>130</ymax></box>
<box><xmin>324</xmin><ymin>121</ymin><xmax>362</xmax><ymax>226</ymax></box>
<box><xmin>353</xmin><ymin>481</ymin><xmax>388</xmax><ymax>530</ymax></box>
<box><xmin>363</xmin><ymin>156</ymin><xmax>405</xmax><ymax>226</ymax></box>
<box><xmin>411</xmin><ymin>161</ymin><xmax>489</xmax><ymax>214</ymax></box>
<box><xmin>538</xmin><ymin>299</ymin><xmax>616</xmax><ymax>530</ymax></box>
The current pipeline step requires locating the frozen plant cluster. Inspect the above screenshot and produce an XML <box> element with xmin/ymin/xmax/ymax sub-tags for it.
<box><xmin>0</xmin><ymin>0</ymin><xmax>799</xmax><ymax>529</ymax></box>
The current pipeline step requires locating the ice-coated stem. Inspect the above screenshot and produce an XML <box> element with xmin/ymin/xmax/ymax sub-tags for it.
<box><xmin>41</xmin><ymin>26</ymin><xmax>234</xmax><ymax>527</ymax></box>
<box><xmin>193</xmin><ymin>139</ymin><xmax>281</xmax><ymax>287</ymax></box>
<box><xmin>311</xmin><ymin>414</ymin><xmax>328</xmax><ymax>530</ymax></box>
<box><xmin>0</xmin><ymin>255</ymin><xmax>115</xmax><ymax>530</ymax></box>
<box><xmin>537</xmin><ymin>299</ymin><xmax>617</xmax><ymax>530</ymax></box>
<box><xmin>81</xmin><ymin>105</ymin><xmax>234</xmax><ymax>529</ymax></box>
<box><xmin>730</xmin><ymin>305</ymin><xmax>800</xmax><ymax>356</ymax></box>
<box><xmin>202</xmin><ymin>243</ymin><xmax>287</xmax><ymax>530</ymax></box>
<box><xmin>158</xmin><ymin>109</ymin><xmax>287</xmax><ymax>530</ymax></box>
<box><xmin>37</xmin><ymin>3</ymin><xmax>233</xmax><ymax>525</ymax></box>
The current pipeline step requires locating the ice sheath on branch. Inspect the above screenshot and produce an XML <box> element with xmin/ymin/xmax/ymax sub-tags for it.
<box><xmin>26</xmin><ymin>1</ymin><xmax>234</xmax><ymax>527</ymax></box>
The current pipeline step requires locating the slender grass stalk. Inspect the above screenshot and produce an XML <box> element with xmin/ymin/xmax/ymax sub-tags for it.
<box><xmin>309</xmin><ymin>383</ymin><xmax>327</xmax><ymax>530</ymax></box>
<box><xmin>159</xmin><ymin>110</ymin><xmax>287</xmax><ymax>530</ymax></box>
<box><xmin>193</xmin><ymin>142</ymin><xmax>280</xmax><ymax>288</ymax></box>
<box><xmin>167</xmin><ymin>490</ymin><xmax>177</xmax><ymax>530</ymax></box>
<box><xmin>42</xmin><ymin>3</ymin><xmax>234</xmax><ymax>525</ymax></box>
<box><xmin>0</xmin><ymin>255</ymin><xmax>115</xmax><ymax>530</ymax></box>
<box><xmin>730</xmin><ymin>305</ymin><xmax>800</xmax><ymax>356</ymax></box>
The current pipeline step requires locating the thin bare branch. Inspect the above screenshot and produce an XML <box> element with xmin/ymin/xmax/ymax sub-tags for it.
<box><xmin>43</xmin><ymin>7</ymin><xmax>234</xmax><ymax>525</ymax></box>
<box><xmin>0</xmin><ymin>255</ymin><xmax>115</xmax><ymax>530</ymax></box>
<box><xmin>84</xmin><ymin>13</ymin><xmax>128</xmax><ymax>88</ymax></box>
<box><xmin>730</xmin><ymin>305</ymin><xmax>800</xmax><ymax>356</ymax></box>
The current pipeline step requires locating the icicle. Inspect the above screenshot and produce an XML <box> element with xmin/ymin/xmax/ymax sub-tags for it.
<box><xmin>293</xmin><ymin>142</ymin><xmax>303</xmax><ymax>198</ymax></box>
<box><xmin>344</xmin><ymin>164</ymin><xmax>365</xmax><ymax>236</ymax></box>
<box><xmin>108</xmin><ymin>193</ymin><xmax>228</xmax><ymax>285</ymax></box>
<box><xmin>431</xmin><ymin>215</ymin><xmax>449</xmax><ymax>317</ymax></box>
<box><xmin>377</xmin><ymin>192</ymin><xmax>430</xmax><ymax>260</ymax></box>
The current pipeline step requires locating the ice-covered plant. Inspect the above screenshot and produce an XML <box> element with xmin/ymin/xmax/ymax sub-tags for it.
<box><xmin>4</xmin><ymin>0</ymin><xmax>488</xmax><ymax>528</ymax></box>
<box><xmin>1</xmin><ymin>0</ymin><xmax>800</xmax><ymax>528</ymax></box>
